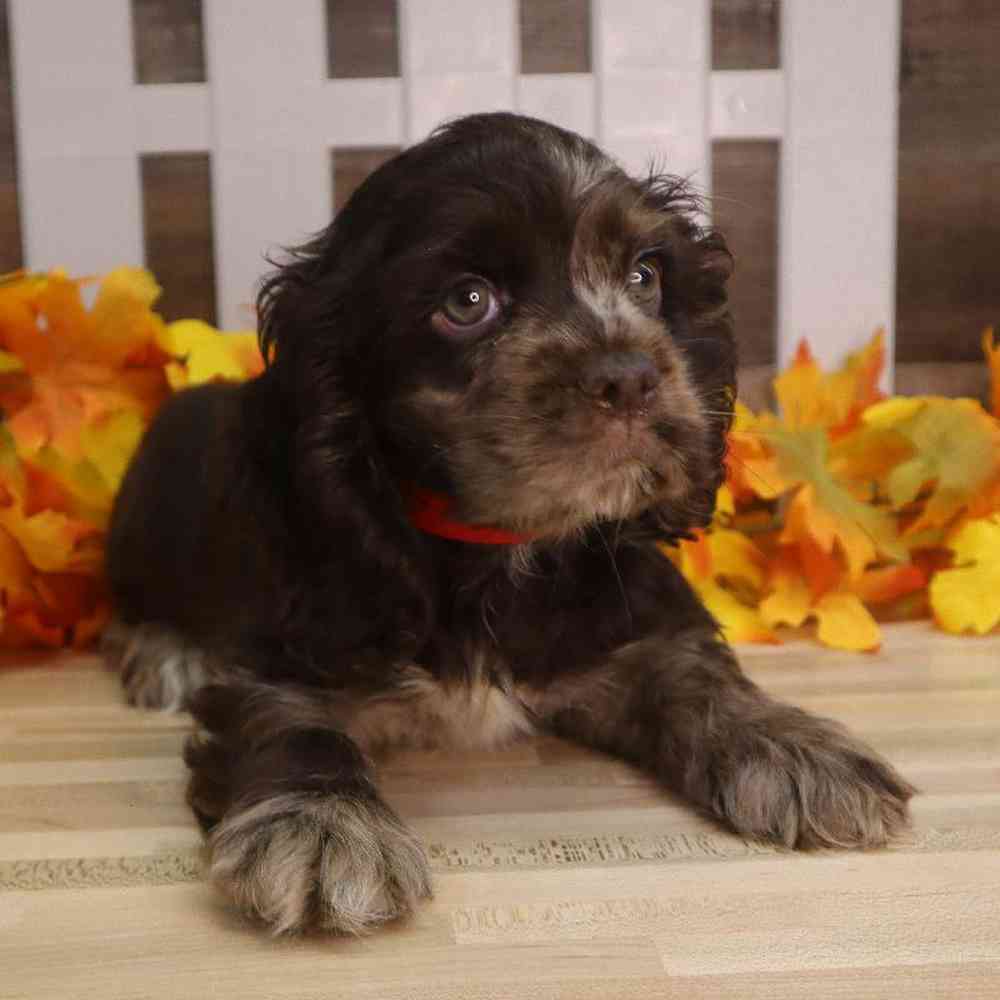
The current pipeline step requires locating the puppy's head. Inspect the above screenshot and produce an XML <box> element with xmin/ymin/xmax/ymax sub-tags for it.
<box><xmin>260</xmin><ymin>113</ymin><xmax>734</xmax><ymax>545</ymax></box>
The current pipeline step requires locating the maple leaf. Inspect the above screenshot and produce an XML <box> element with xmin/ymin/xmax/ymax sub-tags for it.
<box><xmin>0</xmin><ymin>270</ymin><xmax>169</xmax><ymax>460</ymax></box>
<box><xmin>773</xmin><ymin>330</ymin><xmax>885</xmax><ymax>434</ymax></box>
<box><xmin>863</xmin><ymin>396</ymin><xmax>1000</xmax><ymax>534</ymax></box>
<box><xmin>0</xmin><ymin>428</ymin><xmax>101</xmax><ymax>574</ymax></box>
<box><xmin>929</xmin><ymin>515</ymin><xmax>1000</xmax><ymax>635</ymax></box>
<box><xmin>0</xmin><ymin>426</ymin><xmax>109</xmax><ymax>647</ymax></box>
<box><xmin>759</xmin><ymin>549</ymin><xmax>883</xmax><ymax>651</ymax></box>
<box><xmin>157</xmin><ymin>320</ymin><xmax>263</xmax><ymax>389</ymax></box>
<box><xmin>768</xmin><ymin>425</ymin><xmax>906</xmax><ymax>578</ymax></box>
<box><xmin>672</xmin><ymin>532</ymin><xmax>778</xmax><ymax>644</ymax></box>
<box><xmin>725</xmin><ymin>402</ymin><xmax>786</xmax><ymax>502</ymax></box>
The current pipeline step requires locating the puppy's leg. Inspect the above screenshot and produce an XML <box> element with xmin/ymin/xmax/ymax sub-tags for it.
<box><xmin>101</xmin><ymin>619</ymin><xmax>209</xmax><ymax>711</ymax></box>
<box><xmin>184</xmin><ymin>680</ymin><xmax>431</xmax><ymax>935</ymax></box>
<box><xmin>537</xmin><ymin>629</ymin><xmax>914</xmax><ymax>849</ymax></box>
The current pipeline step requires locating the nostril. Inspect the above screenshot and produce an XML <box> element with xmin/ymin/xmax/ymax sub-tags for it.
<box><xmin>580</xmin><ymin>352</ymin><xmax>661</xmax><ymax>413</ymax></box>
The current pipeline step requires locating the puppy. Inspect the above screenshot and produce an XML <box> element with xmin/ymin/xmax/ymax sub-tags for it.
<box><xmin>104</xmin><ymin>112</ymin><xmax>914</xmax><ymax>935</ymax></box>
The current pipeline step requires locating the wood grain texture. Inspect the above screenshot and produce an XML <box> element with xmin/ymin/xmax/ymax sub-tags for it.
<box><xmin>140</xmin><ymin>152</ymin><xmax>217</xmax><ymax>325</ymax></box>
<box><xmin>332</xmin><ymin>146</ymin><xmax>401</xmax><ymax>213</ymax></box>
<box><xmin>326</xmin><ymin>0</ymin><xmax>399</xmax><ymax>79</ymax></box>
<box><xmin>131</xmin><ymin>0</ymin><xmax>206</xmax><ymax>84</ymax></box>
<box><xmin>712</xmin><ymin>0</ymin><xmax>780</xmax><ymax>70</ymax></box>
<box><xmin>520</xmin><ymin>0</ymin><xmax>591</xmax><ymax>74</ymax></box>
<box><xmin>713</xmin><ymin>139</ymin><xmax>779</xmax><ymax>366</ymax></box>
<box><xmin>1</xmin><ymin>622</ymin><xmax>998</xmax><ymax>999</ymax></box>
<box><xmin>0</xmin><ymin>0</ymin><xmax>22</xmax><ymax>272</ymax></box>
<box><xmin>896</xmin><ymin>0</ymin><xmax>1000</xmax><ymax>363</ymax></box>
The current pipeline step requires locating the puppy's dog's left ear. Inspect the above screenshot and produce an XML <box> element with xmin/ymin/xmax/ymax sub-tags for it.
<box><xmin>644</xmin><ymin>175</ymin><xmax>737</xmax><ymax>537</ymax></box>
<box><xmin>256</xmin><ymin>187</ymin><xmax>432</xmax><ymax>657</ymax></box>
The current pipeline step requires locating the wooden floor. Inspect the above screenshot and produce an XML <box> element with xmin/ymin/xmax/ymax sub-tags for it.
<box><xmin>1</xmin><ymin>623</ymin><xmax>999</xmax><ymax>1000</ymax></box>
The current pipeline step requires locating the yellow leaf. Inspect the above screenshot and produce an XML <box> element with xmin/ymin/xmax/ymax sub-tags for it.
<box><xmin>0</xmin><ymin>507</ymin><xmax>99</xmax><ymax>574</ymax></box>
<box><xmin>863</xmin><ymin>396</ymin><xmax>1000</xmax><ymax>533</ymax></box>
<box><xmin>769</xmin><ymin>426</ymin><xmax>905</xmax><ymax>577</ymax></box>
<box><xmin>714</xmin><ymin>483</ymin><xmax>735</xmax><ymax>519</ymax></box>
<box><xmin>157</xmin><ymin>320</ymin><xmax>258</xmax><ymax>387</ymax></box>
<box><xmin>929</xmin><ymin>515</ymin><xmax>1000</xmax><ymax>635</ymax></box>
<box><xmin>773</xmin><ymin>331</ymin><xmax>884</xmax><ymax>433</ymax></box>
<box><xmin>725</xmin><ymin>404</ymin><xmax>788</xmax><ymax>501</ymax></box>
<box><xmin>760</xmin><ymin>571</ymin><xmax>812</xmax><ymax>629</ymax></box>
<box><xmin>88</xmin><ymin>267</ymin><xmax>165</xmax><ymax>367</ymax></box>
<box><xmin>79</xmin><ymin>409</ymin><xmax>146</xmax><ymax>494</ymax></box>
<box><xmin>698</xmin><ymin>579</ymin><xmax>778</xmax><ymax>645</ymax></box>
<box><xmin>708</xmin><ymin>529</ymin><xmax>768</xmax><ymax>592</ymax></box>
<box><xmin>813</xmin><ymin>592</ymin><xmax>881</xmax><ymax>651</ymax></box>
<box><xmin>0</xmin><ymin>350</ymin><xmax>24</xmax><ymax>373</ymax></box>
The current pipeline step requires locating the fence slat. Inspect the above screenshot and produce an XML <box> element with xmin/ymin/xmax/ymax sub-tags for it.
<box><xmin>203</xmin><ymin>0</ymin><xmax>331</xmax><ymax>328</ymax></box>
<box><xmin>398</xmin><ymin>0</ymin><xmax>517</xmax><ymax>143</ymax></box>
<box><xmin>711</xmin><ymin>70</ymin><xmax>783</xmax><ymax>141</ymax></box>
<box><xmin>593</xmin><ymin>0</ymin><xmax>710</xmax><ymax>186</ymax></box>
<box><xmin>133</xmin><ymin>85</ymin><xmax>212</xmax><ymax>154</ymax></box>
<box><xmin>10</xmin><ymin>0</ymin><xmax>142</xmax><ymax>276</ymax></box>
<box><xmin>517</xmin><ymin>74</ymin><xmax>596</xmax><ymax>139</ymax></box>
<box><xmin>778</xmin><ymin>0</ymin><xmax>900</xmax><ymax>381</ymax></box>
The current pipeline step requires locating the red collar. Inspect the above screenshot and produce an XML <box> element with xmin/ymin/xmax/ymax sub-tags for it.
<box><xmin>404</xmin><ymin>485</ymin><xmax>535</xmax><ymax>545</ymax></box>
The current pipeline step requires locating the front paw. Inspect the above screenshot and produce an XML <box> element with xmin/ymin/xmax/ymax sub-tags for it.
<box><xmin>706</xmin><ymin>709</ymin><xmax>915</xmax><ymax>850</ymax></box>
<box><xmin>208</xmin><ymin>791</ymin><xmax>432</xmax><ymax>934</ymax></box>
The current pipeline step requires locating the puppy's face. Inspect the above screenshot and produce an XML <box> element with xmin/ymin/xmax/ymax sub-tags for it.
<box><xmin>272</xmin><ymin>115</ymin><xmax>735</xmax><ymax>539</ymax></box>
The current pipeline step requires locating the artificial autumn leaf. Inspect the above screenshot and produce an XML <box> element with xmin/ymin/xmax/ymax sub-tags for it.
<box><xmin>853</xmin><ymin>564</ymin><xmax>927</xmax><ymax>606</ymax></box>
<box><xmin>672</xmin><ymin>531</ymin><xmax>778</xmax><ymax>644</ymax></box>
<box><xmin>760</xmin><ymin>554</ymin><xmax>881</xmax><ymax>651</ymax></box>
<box><xmin>929</xmin><ymin>515</ymin><xmax>1000</xmax><ymax>635</ymax></box>
<box><xmin>0</xmin><ymin>351</ymin><xmax>24</xmax><ymax>373</ymax></box>
<box><xmin>812</xmin><ymin>593</ymin><xmax>881</xmax><ymax>652</ymax></box>
<box><xmin>79</xmin><ymin>409</ymin><xmax>146</xmax><ymax>496</ymax></box>
<box><xmin>863</xmin><ymin>396</ymin><xmax>1000</xmax><ymax>534</ymax></box>
<box><xmin>760</xmin><ymin>557</ymin><xmax>812</xmax><ymax>629</ymax></box>
<box><xmin>702</xmin><ymin>580</ymin><xmax>780</xmax><ymax>645</ymax></box>
<box><xmin>0</xmin><ymin>268</ymin><xmax>269</xmax><ymax>650</ymax></box>
<box><xmin>88</xmin><ymin>268</ymin><xmax>166</xmax><ymax>367</ymax></box>
<box><xmin>0</xmin><ymin>270</ymin><xmax>169</xmax><ymax>460</ymax></box>
<box><xmin>725</xmin><ymin>403</ymin><xmax>785</xmax><ymax>501</ymax></box>
<box><xmin>157</xmin><ymin>320</ymin><xmax>262</xmax><ymax>389</ymax></box>
<box><xmin>768</xmin><ymin>426</ymin><xmax>905</xmax><ymax>577</ymax></box>
<box><xmin>773</xmin><ymin>331</ymin><xmax>885</xmax><ymax>434</ymax></box>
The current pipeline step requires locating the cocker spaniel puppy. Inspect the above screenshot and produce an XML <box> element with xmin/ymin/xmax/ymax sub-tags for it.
<box><xmin>104</xmin><ymin>113</ymin><xmax>914</xmax><ymax>935</ymax></box>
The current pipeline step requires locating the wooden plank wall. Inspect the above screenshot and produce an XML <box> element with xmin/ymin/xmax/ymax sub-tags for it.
<box><xmin>0</xmin><ymin>0</ymin><xmax>995</xmax><ymax>377</ymax></box>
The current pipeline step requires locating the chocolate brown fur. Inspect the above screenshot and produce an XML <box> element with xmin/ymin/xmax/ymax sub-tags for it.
<box><xmin>104</xmin><ymin>113</ymin><xmax>914</xmax><ymax>935</ymax></box>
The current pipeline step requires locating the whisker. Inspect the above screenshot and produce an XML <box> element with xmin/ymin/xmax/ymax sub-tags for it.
<box><xmin>726</xmin><ymin>454</ymin><xmax>781</xmax><ymax>495</ymax></box>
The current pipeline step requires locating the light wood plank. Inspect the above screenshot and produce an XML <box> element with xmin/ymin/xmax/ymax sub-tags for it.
<box><xmin>1</xmin><ymin>623</ymin><xmax>998</xmax><ymax>998</ymax></box>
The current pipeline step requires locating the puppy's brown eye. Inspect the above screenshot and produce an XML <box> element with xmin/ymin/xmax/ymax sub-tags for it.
<box><xmin>627</xmin><ymin>260</ymin><xmax>661</xmax><ymax>310</ymax></box>
<box><xmin>432</xmin><ymin>278</ymin><xmax>500</xmax><ymax>337</ymax></box>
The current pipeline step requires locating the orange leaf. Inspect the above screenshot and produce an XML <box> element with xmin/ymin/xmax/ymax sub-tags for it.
<box><xmin>853</xmin><ymin>564</ymin><xmax>927</xmax><ymax>606</ymax></box>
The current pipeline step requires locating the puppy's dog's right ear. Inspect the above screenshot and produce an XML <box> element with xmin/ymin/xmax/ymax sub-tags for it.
<box><xmin>255</xmin><ymin>184</ymin><xmax>432</xmax><ymax>658</ymax></box>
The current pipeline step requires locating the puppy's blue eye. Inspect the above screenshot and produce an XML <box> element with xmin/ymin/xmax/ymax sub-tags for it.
<box><xmin>432</xmin><ymin>277</ymin><xmax>500</xmax><ymax>337</ymax></box>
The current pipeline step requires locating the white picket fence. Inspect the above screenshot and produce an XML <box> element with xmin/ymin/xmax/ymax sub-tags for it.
<box><xmin>10</xmin><ymin>0</ymin><xmax>900</xmax><ymax>377</ymax></box>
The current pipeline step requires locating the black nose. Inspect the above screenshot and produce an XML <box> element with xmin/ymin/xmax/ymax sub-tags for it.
<box><xmin>579</xmin><ymin>352</ymin><xmax>661</xmax><ymax>414</ymax></box>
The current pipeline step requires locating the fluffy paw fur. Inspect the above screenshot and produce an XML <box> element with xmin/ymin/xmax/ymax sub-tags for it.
<box><xmin>708</xmin><ymin>710</ymin><xmax>915</xmax><ymax>849</ymax></box>
<box><xmin>103</xmin><ymin>620</ymin><xmax>208</xmax><ymax>712</ymax></box>
<box><xmin>208</xmin><ymin>791</ymin><xmax>432</xmax><ymax>935</ymax></box>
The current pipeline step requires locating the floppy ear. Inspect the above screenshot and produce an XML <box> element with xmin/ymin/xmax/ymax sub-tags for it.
<box><xmin>642</xmin><ymin>175</ymin><xmax>737</xmax><ymax>538</ymax></box>
<box><xmin>255</xmin><ymin>199</ymin><xmax>433</xmax><ymax>660</ymax></box>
